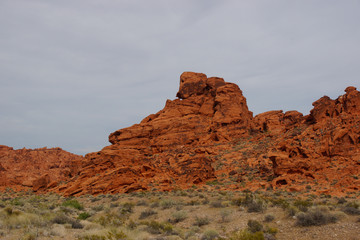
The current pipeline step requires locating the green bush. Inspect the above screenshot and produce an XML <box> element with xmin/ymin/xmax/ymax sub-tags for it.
<box><xmin>78</xmin><ymin>212</ymin><xmax>91</xmax><ymax>220</ymax></box>
<box><xmin>62</xmin><ymin>199</ymin><xmax>83</xmax><ymax>210</ymax></box>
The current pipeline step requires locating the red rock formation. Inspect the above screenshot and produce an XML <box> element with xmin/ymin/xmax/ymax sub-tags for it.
<box><xmin>55</xmin><ymin>72</ymin><xmax>254</xmax><ymax>195</ymax></box>
<box><xmin>1</xmin><ymin>72</ymin><xmax>359</xmax><ymax>197</ymax></box>
<box><xmin>0</xmin><ymin>146</ymin><xmax>83</xmax><ymax>192</ymax></box>
<box><xmin>54</xmin><ymin>73</ymin><xmax>359</xmax><ymax>197</ymax></box>
<box><xmin>268</xmin><ymin>86</ymin><xmax>360</xmax><ymax>195</ymax></box>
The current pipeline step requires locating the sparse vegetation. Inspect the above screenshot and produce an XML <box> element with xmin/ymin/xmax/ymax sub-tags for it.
<box><xmin>0</xmin><ymin>191</ymin><xmax>358</xmax><ymax>239</ymax></box>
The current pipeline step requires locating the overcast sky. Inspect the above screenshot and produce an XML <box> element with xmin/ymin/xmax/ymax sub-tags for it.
<box><xmin>1</xmin><ymin>0</ymin><xmax>359</xmax><ymax>155</ymax></box>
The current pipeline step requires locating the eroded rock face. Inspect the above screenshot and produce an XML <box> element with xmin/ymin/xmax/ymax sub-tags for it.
<box><xmin>1</xmin><ymin>73</ymin><xmax>359</xmax><ymax>197</ymax></box>
<box><xmin>268</xmin><ymin>86</ymin><xmax>360</xmax><ymax>194</ymax></box>
<box><xmin>56</xmin><ymin>72</ymin><xmax>254</xmax><ymax>195</ymax></box>
<box><xmin>0</xmin><ymin>146</ymin><xmax>83</xmax><ymax>192</ymax></box>
<box><xmin>54</xmin><ymin>74</ymin><xmax>359</xmax><ymax>197</ymax></box>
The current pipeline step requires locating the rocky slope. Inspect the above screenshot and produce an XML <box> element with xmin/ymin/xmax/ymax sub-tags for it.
<box><xmin>1</xmin><ymin>72</ymin><xmax>359</xmax><ymax>197</ymax></box>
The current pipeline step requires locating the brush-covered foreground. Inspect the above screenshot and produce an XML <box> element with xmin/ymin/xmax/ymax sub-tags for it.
<box><xmin>0</xmin><ymin>188</ymin><xmax>359</xmax><ymax>240</ymax></box>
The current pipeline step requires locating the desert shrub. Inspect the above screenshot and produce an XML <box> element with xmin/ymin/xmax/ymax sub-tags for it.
<box><xmin>150</xmin><ymin>201</ymin><xmax>160</xmax><ymax>208</ymax></box>
<box><xmin>78</xmin><ymin>229</ymin><xmax>125</xmax><ymax>240</ymax></box>
<box><xmin>21</xmin><ymin>232</ymin><xmax>37</xmax><ymax>240</ymax></box>
<box><xmin>232</xmin><ymin>193</ymin><xmax>254</xmax><ymax>206</ymax></box>
<box><xmin>210</xmin><ymin>200</ymin><xmax>224</xmax><ymax>208</ymax></box>
<box><xmin>11</xmin><ymin>198</ymin><xmax>24</xmax><ymax>206</ymax></box>
<box><xmin>342</xmin><ymin>206</ymin><xmax>360</xmax><ymax>215</ymax></box>
<box><xmin>139</xmin><ymin>209</ymin><xmax>157</xmax><ymax>219</ymax></box>
<box><xmin>92</xmin><ymin>205</ymin><xmax>104</xmax><ymax>212</ymax></box>
<box><xmin>62</xmin><ymin>199</ymin><xmax>83</xmax><ymax>210</ymax></box>
<box><xmin>201</xmin><ymin>229</ymin><xmax>219</xmax><ymax>240</ymax></box>
<box><xmin>143</xmin><ymin>220</ymin><xmax>173</xmax><ymax>234</ymax></box>
<box><xmin>90</xmin><ymin>197</ymin><xmax>100</xmax><ymax>203</ymax></box>
<box><xmin>296</xmin><ymin>207</ymin><xmax>338</xmax><ymax>226</ymax></box>
<box><xmin>186</xmin><ymin>199</ymin><xmax>201</xmax><ymax>206</ymax></box>
<box><xmin>294</xmin><ymin>199</ymin><xmax>312</xmax><ymax>212</ymax></box>
<box><xmin>287</xmin><ymin>206</ymin><xmax>299</xmax><ymax>217</ymax></box>
<box><xmin>337</xmin><ymin>197</ymin><xmax>347</xmax><ymax>204</ymax></box>
<box><xmin>170</xmin><ymin>210</ymin><xmax>187</xmax><ymax>223</ymax></box>
<box><xmin>194</xmin><ymin>216</ymin><xmax>210</xmax><ymax>226</ymax></box>
<box><xmin>2</xmin><ymin>211</ymin><xmax>43</xmax><ymax>230</ymax></box>
<box><xmin>136</xmin><ymin>199</ymin><xmax>148</xmax><ymax>206</ymax></box>
<box><xmin>247</xmin><ymin>199</ymin><xmax>266</xmax><ymax>213</ymax></box>
<box><xmin>220</xmin><ymin>209</ymin><xmax>231</xmax><ymax>222</ymax></box>
<box><xmin>247</xmin><ymin>220</ymin><xmax>263</xmax><ymax>233</ymax></box>
<box><xmin>93</xmin><ymin>208</ymin><xmax>128</xmax><ymax>227</ymax></box>
<box><xmin>52</xmin><ymin>214</ymin><xmax>83</xmax><ymax>229</ymax></box>
<box><xmin>106</xmin><ymin>229</ymin><xmax>127</xmax><ymax>239</ymax></box>
<box><xmin>4</xmin><ymin>206</ymin><xmax>15</xmax><ymax>216</ymax></box>
<box><xmin>119</xmin><ymin>202</ymin><xmax>134</xmax><ymax>214</ymax></box>
<box><xmin>52</xmin><ymin>214</ymin><xmax>72</xmax><ymax>224</ymax></box>
<box><xmin>110</xmin><ymin>195</ymin><xmax>120</xmax><ymax>201</ymax></box>
<box><xmin>185</xmin><ymin>226</ymin><xmax>201</xmax><ymax>239</ymax></box>
<box><xmin>160</xmin><ymin>199</ymin><xmax>176</xmax><ymax>209</ymax></box>
<box><xmin>269</xmin><ymin>198</ymin><xmax>290</xmax><ymax>209</ymax></box>
<box><xmin>263</xmin><ymin>214</ymin><xmax>275</xmax><ymax>222</ymax></box>
<box><xmin>110</xmin><ymin>202</ymin><xmax>119</xmax><ymax>208</ymax></box>
<box><xmin>342</xmin><ymin>202</ymin><xmax>360</xmax><ymax>215</ymax></box>
<box><xmin>233</xmin><ymin>194</ymin><xmax>266</xmax><ymax>213</ymax></box>
<box><xmin>264</xmin><ymin>226</ymin><xmax>278</xmax><ymax>236</ymax></box>
<box><xmin>127</xmin><ymin>219</ymin><xmax>137</xmax><ymax>229</ymax></box>
<box><xmin>202</xmin><ymin>198</ymin><xmax>210</xmax><ymax>205</ymax></box>
<box><xmin>78</xmin><ymin>212</ymin><xmax>91</xmax><ymax>220</ymax></box>
<box><xmin>229</xmin><ymin>229</ymin><xmax>264</xmax><ymax>240</ymax></box>
<box><xmin>71</xmin><ymin>220</ymin><xmax>84</xmax><ymax>229</ymax></box>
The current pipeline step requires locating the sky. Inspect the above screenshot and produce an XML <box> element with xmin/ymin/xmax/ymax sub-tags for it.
<box><xmin>1</xmin><ymin>0</ymin><xmax>360</xmax><ymax>155</ymax></box>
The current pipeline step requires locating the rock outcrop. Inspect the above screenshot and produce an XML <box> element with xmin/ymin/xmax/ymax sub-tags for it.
<box><xmin>0</xmin><ymin>146</ymin><xmax>83</xmax><ymax>192</ymax></box>
<box><xmin>1</xmin><ymin>72</ymin><xmax>359</xmax><ymax>197</ymax></box>
<box><xmin>55</xmin><ymin>72</ymin><xmax>254</xmax><ymax>195</ymax></box>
